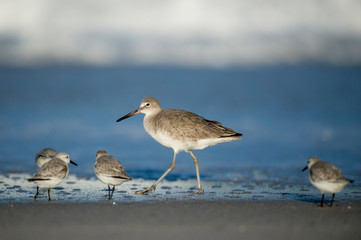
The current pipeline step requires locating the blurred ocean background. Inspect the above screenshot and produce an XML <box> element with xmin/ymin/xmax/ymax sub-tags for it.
<box><xmin>1</xmin><ymin>0</ymin><xmax>361</xmax><ymax>184</ymax></box>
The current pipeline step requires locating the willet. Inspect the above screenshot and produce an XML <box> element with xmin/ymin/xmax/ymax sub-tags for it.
<box><xmin>94</xmin><ymin>150</ymin><xmax>132</xmax><ymax>200</ymax></box>
<box><xmin>35</xmin><ymin>148</ymin><xmax>57</xmax><ymax>167</ymax></box>
<box><xmin>116</xmin><ymin>97</ymin><xmax>242</xmax><ymax>194</ymax></box>
<box><xmin>302</xmin><ymin>156</ymin><xmax>354</xmax><ymax>207</ymax></box>
<box><xmin>28</xmin><ymin>152</ymin><xmax>78</xmax><ymax>201</ymax></box>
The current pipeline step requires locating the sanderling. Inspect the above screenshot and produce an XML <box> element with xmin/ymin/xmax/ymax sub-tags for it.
<box><xmin>28</xmin><ymin>152</ymin><xmax>78</xmax><ymax>201</ymax></box>
<box><xmin>35</xmin><ymin>148</ymin><xmax>57</xmax><ymax>167</ymax></box>
<box><xmin>302</xmin><ymin>156</ymin><xmax>354</xmax><ymax>207</ymax></box>
<box><xmin>94</xmin><ymin>150</ymin><xmax>131</xmax><ymax>200</ymax></box>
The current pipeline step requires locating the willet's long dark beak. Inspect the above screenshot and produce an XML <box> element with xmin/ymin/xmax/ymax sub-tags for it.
<box><xmin>70</xmin><ymin>160</ymin><xmax>78</xmax><ymax>166</ymax></box>
<box><xmin>116</xmin><ymin>109</ymin><xmax>140</xmax><ymax>122</ymax></box>
<box><xmin>302</xmin><ymin>166</ymin><xmax>308</xmax><ymax>172</ymax></box>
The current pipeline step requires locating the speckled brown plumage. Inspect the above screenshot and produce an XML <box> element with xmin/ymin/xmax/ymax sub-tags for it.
<box><xmin>152</xmin><ymin>109</ymin><xmax>241</xmax><ymax>140</ymax></box>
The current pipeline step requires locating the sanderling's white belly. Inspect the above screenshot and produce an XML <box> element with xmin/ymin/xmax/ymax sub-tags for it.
<box><xmin>311</xmin><ymin>179</ymin><xmax>349</xmax><ymax>193</ymax></box>
<box><xmin>35</xmin><ymin>178</ymin><xmax>64</xmax><ymax>189</ymax></box>
<box><xmin>96</xmin><ymin>174</ymin><xmax>128</xmax><ymax>186</ymax></box>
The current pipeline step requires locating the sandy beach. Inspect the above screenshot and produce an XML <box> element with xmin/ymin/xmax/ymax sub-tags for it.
<box><xmin>1</xmin><ymin>174</ymin><xmax>361</xmax><ymax>240</ymax></box>
<box><xmin>1</xmin><ymin>200</ymin><xmax>361</xmax><ymax>240</ymax></box>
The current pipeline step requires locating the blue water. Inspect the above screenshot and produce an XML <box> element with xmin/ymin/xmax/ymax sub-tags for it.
<box><xmin>1</xmin><ymin>65</ymin><xmax>361</xmax><ymax>183</ymax></box>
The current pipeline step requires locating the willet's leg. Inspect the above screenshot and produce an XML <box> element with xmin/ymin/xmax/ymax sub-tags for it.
<box><xmin>47</xmin><ymin>189</ymin><xmax>51</xmax><ymax>201</ymax></box>
<box><xmin>33</xmin><ymin>186</ymin><xmax>39</xmax><ymax>200</ymax></box>
<box><xmin>107</xmin><ymin>185</ymin><xmax>111</xmax><ymax>199</ymax></box>
<box><xmin>320</xmin><ymin>193</ymin><xmax>324</xmax><ymax>207</ymax></box>
<box><xmin>109</xmin><ymin>186</ymin><xmax>115</xmax><ymax>200</ymax></box>
<box><xmin>189</xmin><ymin>150</ymin><xmax>204</xmax><ymax>194</ymax></box>
<box><xmin>135</xmin><ymin>152</ymin><xmax>177</xmax><ymax>195</ymax></box>
<box><xmin>330</xmin><ymin>193</ymin><xmax>335</xmax><ymax>207</ymax></box>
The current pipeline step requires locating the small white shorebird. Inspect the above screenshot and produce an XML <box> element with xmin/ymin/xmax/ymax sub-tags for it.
<box><xmin>302</xmin><ymin>156</ymin><xmax>354</xmax><ymax>207</ymax></box>
<box><xmin>28</xmin><ymin>152</ymin><xmax>78</xmax><ymax>201</ymax></box>
<box><xmin>116</xmin><ymin>97</ymin><xmax>242</xmax><ymax>195</ymax></box>
<box><xmin>94</xmin><ymin>150</ymin><xmax>132</xmax><ymax>200</ymax></box>
<box><xmin>35</xmin><ymin>148</ymin><xmax>57</xmax><ymax>167</ymax></box>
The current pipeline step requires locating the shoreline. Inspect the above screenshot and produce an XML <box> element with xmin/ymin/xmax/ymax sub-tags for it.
<box><xmin>1</xmin><ymin>173</ymin><xmax>361</xmax><ymax>240</ymax></box>
<box><xmin>1</xmin><ymin>173</ymin><xmax>360</xmax><ymax>203</ymax></box>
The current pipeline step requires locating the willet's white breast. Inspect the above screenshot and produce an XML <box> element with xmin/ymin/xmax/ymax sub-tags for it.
<box><xmin>302</xmin><ymin>156</ymin><xmax>354</xmax><ymax>207</ymax></box>
<box><xmin>116</xmin><ymin>97</ymin><xmax>242</xmax><ymax>195</ymax></box>
<box><xmin>94</xmin><ymin>150</ymin><xmax>132</xmax><ymax>200</ymax></box>
<box><xmin>28</xmin><ymin>152</ymin><xmax>78</xmax><ymax>201</ymax></box>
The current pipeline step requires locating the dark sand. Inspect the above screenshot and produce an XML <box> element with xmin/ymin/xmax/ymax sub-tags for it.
<box><xmin>1</xmin><ymin>200</ymin><xmax>361</xmax><ymax>240</ymax></box>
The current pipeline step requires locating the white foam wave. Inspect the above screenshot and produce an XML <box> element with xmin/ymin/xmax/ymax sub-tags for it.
<box><xmin>0</xmin><ymin>0</ymin><xmax>361</xmax><ymax>67</ymax></box>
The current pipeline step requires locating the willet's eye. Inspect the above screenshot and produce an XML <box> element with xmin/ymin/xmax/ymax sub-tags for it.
<box><xmin>145</xmin><ymin>103</ymin><xmax>151</xmax><ymax>107</ymax></box>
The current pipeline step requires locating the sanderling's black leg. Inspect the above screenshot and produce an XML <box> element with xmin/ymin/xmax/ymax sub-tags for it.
<box><xmin>320</xmin><ymin>193</ymin><xmax>324</xmax><ymax>207</ymax></box>
<box><xmin>33</xmin><ymin>186</ymin><xmax>39</xmax><ymax>200</ymax></box>
<box><xmin>107</xmin><ymin>185</ymin><xmax>111</xmax><ymax>199</ymax></box>
<box><xmin>47</xmin><ymin>189</ymin><xmax>51</xmax><ymax>201</ymax></box>
<box><xmin>330</xmin><ymin>193</ymin><xmax>335</xmax><ymax>207</ymax></box>
<box><xmin>109</xmin><ymin>186</ymin><xmax>115</xmax><ymax>200</ymax></box>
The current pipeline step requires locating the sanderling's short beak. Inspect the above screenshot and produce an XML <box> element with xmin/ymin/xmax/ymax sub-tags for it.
<box><xmin>70</xmin><ymin>160</ymin><xmax>78</xmax><ymax>166</ymax></box>
<box><xmin>116</xmin><ymin>108</ymin><xmax>140</xmax><ymax>122</ymax></box>
<box><xmin>302</xmin><ymin>166</ymin><xmax>308</xmax><ymax>172</ymax></box>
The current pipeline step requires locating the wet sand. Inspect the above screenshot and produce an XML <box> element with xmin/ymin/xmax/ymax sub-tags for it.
<box><xmin>1</xmin><ymin>200</ymin><xmax>361</xmax><ymax>240</ymax></box>
<box><xmin>1</xmin><ymin>174</ymin><xmax>361</xmax><ymax>240</ymax></box>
